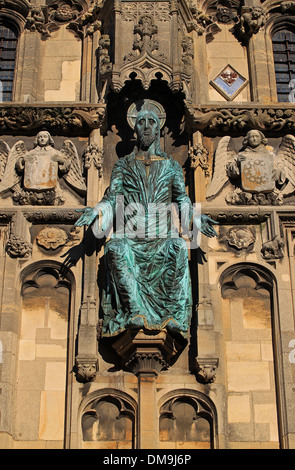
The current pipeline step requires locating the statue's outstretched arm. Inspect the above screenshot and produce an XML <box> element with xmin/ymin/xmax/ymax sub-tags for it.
<box><xmin>74</xmin><ymin>159</ymin><xmax>124</xmax><ymax>233</ymax></box>
<box><xmin>194</xmin><ymin>214</ymin><xmax>219</xmax><ymax>238</ymax></box>
<box><xmin>75</xmin><ymin>207</ymin><xmax>99</xmax><ymax>227</ymax></box>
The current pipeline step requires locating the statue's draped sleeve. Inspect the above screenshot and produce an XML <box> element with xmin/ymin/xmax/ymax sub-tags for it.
<box><xmin>92</xmin><ymin>159</ymin><xmax>124</xmax><ymax>237</ymax></box>
<box><xmin>171</xmin><ymin>160</ymin><xmax>194</xmax><ymax>234</ymax></box>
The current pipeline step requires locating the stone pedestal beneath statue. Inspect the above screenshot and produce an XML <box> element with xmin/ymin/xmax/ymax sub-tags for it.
<box><xmin>112</xmin><ymin>328</ymin><xmax>186</xmax><ymax>449</ymax></box>
<box><xmin>112</xmin><ymin>328</ymin><xmax>185</xmax><ymax>376</ymax></box>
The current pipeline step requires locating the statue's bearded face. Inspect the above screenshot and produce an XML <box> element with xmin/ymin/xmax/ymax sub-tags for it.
<box><xmin>135</xmin><ymin>111</ymin><xmax>159</xmax><ymax>149</ymax></box>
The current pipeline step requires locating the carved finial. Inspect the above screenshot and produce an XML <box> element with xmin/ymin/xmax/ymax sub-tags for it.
<box><xmin>188</xmin><ymin>143</ymin><xmax>209</xmax><ymax>175</ymax></box>
<box><xmin>83</xmin><ymin>144</ymin><xmax>104</xmax><ymax>176</ymax></box>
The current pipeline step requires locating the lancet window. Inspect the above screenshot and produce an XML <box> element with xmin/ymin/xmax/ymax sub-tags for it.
<box><xmin>272</xmin><ymin>28</ymin><xmax>295</xmax><ymax>102</ymax></box>
<box><xmin>0</xmin><ymin>22</ymin><xmax>18</xmax><ymax>101</ymax></box>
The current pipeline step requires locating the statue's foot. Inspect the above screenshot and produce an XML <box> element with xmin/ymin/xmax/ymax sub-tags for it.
<box><xmin>127</xmin><ymin>315</ymin><xmax>145</xmax><ymax>329</ymax></box>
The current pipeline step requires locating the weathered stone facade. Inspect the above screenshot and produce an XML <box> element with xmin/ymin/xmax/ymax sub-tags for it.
<box><xmin>0</xmin><ymin>0</ymin><xmax>295</xmax><ymax>450</ymax></box>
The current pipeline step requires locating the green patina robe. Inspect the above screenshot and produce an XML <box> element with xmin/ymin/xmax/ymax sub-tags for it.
<box><xmin>92</xmin><ymin>152</ymin><xmax>194</xmax><ymax>338</ymax></box>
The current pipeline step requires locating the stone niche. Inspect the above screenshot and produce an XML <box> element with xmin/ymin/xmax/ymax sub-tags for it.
<box><xmin>221</xmin><ymin>266</ymin><xmax>280</xmax><ymax>447</ymax></box>
<box><xmin>159</xmin><ymin>393</ymin><xmax>214</xmax><ymax>449</ymax></box>
<box><xmin>81</xmin><ymin>393</ymin><xmax>136</xmax><ymax>449</ymax></box>
<box><xmin>14</xmin><ymin>265</ymin><xmax>71</xmax><ymax>445</ymax></box>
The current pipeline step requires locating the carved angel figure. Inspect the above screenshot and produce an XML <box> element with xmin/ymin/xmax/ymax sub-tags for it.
<box><xmin>0</xmin><ymin>130</ymin><xmax>86</xmax><ymax>205</ymax></box>
<box><xmin>206</xmin><ymin>130</ymin><xmax>295</xmax><ymax>206</ymax></box>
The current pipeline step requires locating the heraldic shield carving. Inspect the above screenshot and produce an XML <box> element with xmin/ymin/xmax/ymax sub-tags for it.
<box><xmin>240</xmin><ymin>150</ymin><xmax>275</xmax><ymax>194</ymax></box>
<box><xmin>206</xmin><ymin>130</ymin><xmax>295</xmax><ymax>205</ymax></box>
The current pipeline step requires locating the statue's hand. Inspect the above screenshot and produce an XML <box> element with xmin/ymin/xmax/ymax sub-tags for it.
<box><xmin>74</xmin><ymin>207</ymin><xmax>98</xmax><ymax>227</ymax></box>
<box><xmin>194</xmin><ymin>214</ymin><xmax>218</xmax><ymax>238</ymax></box>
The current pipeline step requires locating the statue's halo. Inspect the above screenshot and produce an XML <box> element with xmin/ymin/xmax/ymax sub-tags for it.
<box><xmin>127</xmin><ymin>99</ymin><xmax>166</xmax><ymax>130</ymax></box>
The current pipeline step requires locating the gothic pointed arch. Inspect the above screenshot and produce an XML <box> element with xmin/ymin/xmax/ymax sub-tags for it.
<box><xmin>218</xmin><ymin>262</ymin><xmax>286</xmax><ymax>448</ymax></box>
<box><xmin>15</xmin><ymin>260</ymin><xmax>76</xmax><ymax>443</ymax></box>
<box><xmin>158</xmin><ymin>389</ymin><xmax>218</xmax><ymax>449</ymax></box>
<box><xmin>79</xmin><ymin>389</ymin><xmax>137</xmax><ymax>449</ymax></box>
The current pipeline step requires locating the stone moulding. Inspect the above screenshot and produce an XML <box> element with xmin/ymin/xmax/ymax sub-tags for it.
<box><xmin>3</xmin><ymin>103</ymin><xmax>295</xmax><ymax>136</ymax></box>
<box><xmin>23</xmin><ymin>208</ymin><xmax>81</xmax><ymax>224</ymax></box>
<box><xmin>185</xmin><ymin>103</ymin><xmax>295</xmax><ymax>135</ymax></box>
<box><xmin>203</xmin><ymin>208</ymin><xmax>271</xmax><ymax>225</ymax></box>
<box><xmin>0</xmin><ymin>103</ymin><xmax>106</xmax><ymax>135</ymax></box>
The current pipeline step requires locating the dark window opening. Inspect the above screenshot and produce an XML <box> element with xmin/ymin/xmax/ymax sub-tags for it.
<box><xmin>273</xmin><ymin>29</ymin><xmax>295</xmax><ymax>103</ymax></box>
<box><xmin>0</xmin><ymin>24</ymin><xmax>18</xmax><ymax>102</ymax></box>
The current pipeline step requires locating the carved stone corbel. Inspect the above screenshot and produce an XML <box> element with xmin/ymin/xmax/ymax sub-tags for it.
<box><xmin>75</xmin><ymin>297</ymin><xmax>99</xmax><ymax>382</ymax></box>
<box><xmin>125</xmin><ymin>351</ymin><xmax>169</xmax><ymax>376</ymax></box>
<box><xmin>195</xmin><ymin>357</ymin><xmax>219</xmax><ymax>384</ymax></box>
<box><xmin>281</xmin><ymin>1</ymin><xmax>295</xmax><ymax>14</ymax></box>
<box><xmin>6</xmin><ymin>211</ymin><xmax>32</xmax><ymax>259</ymax></box>
<box><xmin>6</xmin><ymin>233</ymin><xmax>32</xmax><ymax>258</ymax></box>
<box><xmin>187</xmin><ymin>2</ymin><xmax>213</xmax><ymax>35</ymax></box>
<box><xmin>232</xmin><ymin>6</ymin><xmax>267</xmax><ymax>43</ymax></box>
<box><xmin>25</xmin><ymin>6</ymin><xmax>51</xmax><ymax>39</ymax></box>
<box><xmin>75</xmin><ymin>356</ymin><xmax>98</xmax><ymax>382</ymax></box>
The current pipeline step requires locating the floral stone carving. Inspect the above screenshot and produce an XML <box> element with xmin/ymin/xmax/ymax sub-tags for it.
<box><xmin>0</xmin><ymin>104</ymin><xmax>106</xmax><ymax>135</ymax></box>
<box><xmin>220</xmin><ymin>226</ymin><xmax>256</xmax><ymax>250</ymax></box>
<box><xmin>184</xmin><ymin>104</ymin><xmax>295</xmax><ymax>134</ymax></box>
<box><xmin>83</xmin><ymin>144</ymin><xmax>104</xmax><ymax>176</ymax></box>
<box><xmin>36</xmin><ymin>227</ymin><xmax>68</xmax><ymax>250</ymax></box>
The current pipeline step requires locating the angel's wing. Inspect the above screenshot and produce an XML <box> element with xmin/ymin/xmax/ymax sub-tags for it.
<box><xmin>0</xmin><ymin>140</ymin><xmax>10</xmax><ymax>181</ymax></box>
<box><xmin>61</xmin><ymin>140</ymin><xmax>86</xmax><ymax>193</ymax></box>
<box><xmin>277</xmin><ymin>134</ymin><xmax>295</xmax><ymax>196</ymax></box>
<box><xmin>0</xmin><ymin>141</ymin><xmax>25</xmax><ymax>194</ymax></box>
<box><xmin>206</xmin><ymin>136</ymin><xmax>236</xmax><ymax>200</ymax></box>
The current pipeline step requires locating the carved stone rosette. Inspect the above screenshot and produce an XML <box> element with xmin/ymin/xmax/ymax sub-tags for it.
<box><xmin>220</xmin><ymin>226</ymin><xmax>256</xmax><ymax>251</ymax></box>
<box><xmin>36</xmin><ymin>227</ymin><xmax>68</xmax><ymax>250</ymax></box>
